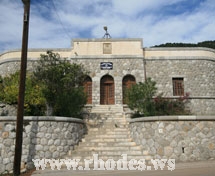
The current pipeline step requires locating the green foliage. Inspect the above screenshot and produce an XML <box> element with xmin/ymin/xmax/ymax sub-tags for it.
<box><xmin>0</xmin><ymin>75</ymin><xmax>3</xmax><ymax>101</ymax></box>
<box><xmin>153</xmin><ymin>40</ymin><xmax>215</xmax><ymax>49</ymax></box>
<box><xmin>154</xmin><ymin>93</ymin><xmax>191</xmax><ymax>116</ymax></box>
<box><xmin>126</xmin><ymin>78</ymin><xmax>191</xmax><ymax>117</ymax></box>
<box><xmin>126</xmin><ymin>78</ymin><xmax>157</xmax><ymax>116</ymax></box>
<box><xmin>0</xmin><ymin>51</ymin><xmax>88</xmax><ymax>117</ymax></box>
<box><xmin>1</xmin><ymin>72</ymin><xmax>19</xmax><ymax>104</ymax></box>
<box><xmin>24</xmin><ymin>75</ymin><xmax>46</xmax><ymax>115</ymax></box>
<box><xmin>0</xmin><ymin>72</ymin><xmax>46</xmax><ymax>115</ymax></box>
<box><xmin>34</xmin><ymin>50</ymin><xmax>88</xmax><ymax>117</ymax></box>
<box><xmin>54</xmin><ymin>87</ymin><xmax>87</xmax><ymax>117</ymax></box>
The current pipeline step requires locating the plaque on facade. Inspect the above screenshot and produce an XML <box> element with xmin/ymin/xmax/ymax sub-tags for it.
<box><xmin>103</xmin><ymin>43</ymin><xmax>112</xmax><ymax>54</ymax></box>
<box><xmin>100</xmin><ymin>62</ymin><xmax>113</xmax><ymax>70</ymax></box>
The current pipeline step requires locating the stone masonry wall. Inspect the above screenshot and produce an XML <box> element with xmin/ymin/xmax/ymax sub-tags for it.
<box><xmin>146</xmin><ymin>58</ymin><xmax>215</xmax><ymax>115</ymax></box>
<box><xmin>0</xmin><ymin>116</ymin><xmax>86</xmax><ymax>173</ymax></box>
<box><xmin>0</xmin><ymin>60</ymin><xmax>37</xmax><ymax>77</ymax></box>
<box><xmin>129</xmin><ymin>116</ymin><xmax>215</xmax><ymax>162</ymax></box>
<box><xmin>73</xmin><ymin>57</ymin><xmax>145</xmax><ymax>105</ymax></box>
<box><xmin>0</xmin><ymin>55</ymin><xmax>214</xmax><ymax>115</ymax></box>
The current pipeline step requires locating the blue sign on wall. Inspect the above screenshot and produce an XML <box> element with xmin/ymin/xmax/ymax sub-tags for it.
<box><xmin>100</xmin><ymin>62</ymin><xmax>113</xmax><ymax>70</ymax></box>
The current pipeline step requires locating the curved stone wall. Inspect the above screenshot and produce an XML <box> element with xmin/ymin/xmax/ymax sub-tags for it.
<box><xmin>0</xmin><ymin>116</ymin><xmax>86</xmax><ymax>173</ymax></box>
<box><xmin>129</xmin><ymin>116</ymin><xmax>215</xmax><ymax>162</ymax></box>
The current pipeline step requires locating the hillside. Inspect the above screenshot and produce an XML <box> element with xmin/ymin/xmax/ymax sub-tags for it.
<box><xmin>152</xmin><ymin>40</ymin><xmax>215</xmax><ymax>49</ymax></box>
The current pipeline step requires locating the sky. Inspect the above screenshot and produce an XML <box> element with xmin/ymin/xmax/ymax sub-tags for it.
<box><xmin>0</xmin><ymin>0</ymin><xmax>215</xmax><ymax>53</ymax></box>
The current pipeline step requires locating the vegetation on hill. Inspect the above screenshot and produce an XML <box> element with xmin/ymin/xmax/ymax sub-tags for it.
<box><xmin>152</xmin><ymin>40</ymin><xmax>215</xmax><ymax>49</ymax></box>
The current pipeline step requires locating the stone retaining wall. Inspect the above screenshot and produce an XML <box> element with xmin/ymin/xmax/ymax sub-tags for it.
<box><xmin>129</xmin><ymin>116</ymin><xmax>215</xmax><ymax>162</ymax></box>
<box><xmin>0</xmin><ymin>116</ymin><xmax>86</xmax><ymax>173</ymax></box>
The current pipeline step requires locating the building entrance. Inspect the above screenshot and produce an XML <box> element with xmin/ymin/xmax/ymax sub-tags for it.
<box><xmin>100</xmin><ymin>75</ymin><xmax>114</xmax><ymax>104</ymax></box>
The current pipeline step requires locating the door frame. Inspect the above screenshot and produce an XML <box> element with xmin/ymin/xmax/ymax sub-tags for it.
<box><xmin>122</xmin><ymin>75</ymin><xmax>136</xmax><ymax>104</ymax></box>
<box><xmin>100</xmin><ymin>75</ymin><xmax>115</xmax><ymax>105</ymax></box>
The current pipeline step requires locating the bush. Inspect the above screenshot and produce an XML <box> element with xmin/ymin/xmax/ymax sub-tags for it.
<box><xmin>154</xmin><ymin>93</ymin><xmax>191</xmax><ymax>115</ymax></box>
<box><xmin>0</xmin><ymin>72</ymin><xmax>46</xmax><ymax>115</ymax></box>
<box><xmin>126</xmin><ymin>78</ymin><xmax>157</xmax><ymax>116</ymax></box>
<box><xmin>33</xmin><ymin>51</ymin><xmax>89</xmax><ymax>117</ymax></box>
<box><xmin>126</xmin><ymin>78</ymin><xmax>191</xmax><ymax>117</ymax></box>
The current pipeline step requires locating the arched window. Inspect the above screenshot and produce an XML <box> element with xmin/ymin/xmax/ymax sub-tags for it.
<box><xmin>100</xmin><ymin>75</ymin><xmax>115</xmax><ymax>105</ymax></box>
<box><xmin>83</xmin><ymin>76</ymin><xmax>92</xmax><ymax>104</ymax></box>
<box><xmin>122</xmin><ymin>75</ymin><xmax>136</xmax><ymax>104</ymax></box>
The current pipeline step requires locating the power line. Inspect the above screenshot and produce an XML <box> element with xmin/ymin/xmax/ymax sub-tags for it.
<box><xmin>50</xmin><ymin>0</ymin><xmax>72</xmax><ymax>39</ymax></box>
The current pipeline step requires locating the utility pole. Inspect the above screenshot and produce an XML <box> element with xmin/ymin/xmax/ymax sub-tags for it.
<box><xmin>13</xmin><ymin>0</ymin><xmax>30</xmax><ymax>175</ymax></box>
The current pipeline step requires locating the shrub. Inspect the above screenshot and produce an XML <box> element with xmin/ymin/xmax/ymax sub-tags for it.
<box><xmin>33</xmin><ymin>51</ymin><xmax>89</xmax><ymax>117</ymax></box>
<box><xmin>126</xmin><ymin>78</ymin><xmax>191</xmax><ymax>117</ymax></box>
<box><xmin>126</xmin><ymin>78</ymin><xmax>157</xmax><ymax>116</ymax></box>
<box><xmin>0</xmin><ymin>72</ymin><xmax>46</xmax><ymax>115</ymax></box>
<box><xmin>154</xmin><ymin>93</ymin><xmax>191</xmax><ymax>115</ymax></box>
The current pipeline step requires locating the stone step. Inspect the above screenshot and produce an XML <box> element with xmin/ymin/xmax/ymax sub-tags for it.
<box><xmin>86</xmin><ymin>131</ymin><xmax>130</xmax><ymax>135</ymax></box>
<box><xmin>59</xmin><ymin>155</ymin><xmax>152</xmax><ymax>168</ymax></box>
<box><xmin>88</xmin><ymin>128</ymin><xmax>128</xmax><ymax>132</ymax></box>
<box><xmin>83</xmin><ymin>134</ymin><xmax>130</xmax><ymax>139</ymax></box>
<box><xmin>91</xmin><ymin>105</ymin><xmax>124</xmax><ymax>113</ymax></box>
<box><xmin>70</xmin><ymin>150</ymin><xmax>143</xmax><ymax>156</ymax></box>
<box><xmin>74</xmin><ymin>146</ymin><xmax>142</xmax><ymax>151</ymax></box>
<box><xmin>81</xmin><ymin>138</ymin><xmax>133</xmax><ymax>143</ymax></box>
<box><xmin>88</xmin><ymin>128</ymin><xmax>129</xmax><ymax>132</ymax></box>
<box><xmin>105</xmin><ymin>119</ymin><xmax>127</xmax><ymax>122</ymax></box>
<box><xmin>64</xmin><ymin>155</ymin><xmax>152</xmax><ymax>161</ymax></box>
<box><xmin>105</xmin><ymin>120</ymin><xmax>127</xmax><ymax>123</ymax></box>
<box><xmin>104</xmin><ymin>121</ymin><xmax>128</xmax><ymax>125</ymax></box>
<box><xmin>77</xmin><ymin>141</ymin><xmax>137</xmax><ymax>147</ymax></box>
<box><xmin>60</xmin><ymin>107</ymin><xmax>145</xmax><ymax>167</ymax></box>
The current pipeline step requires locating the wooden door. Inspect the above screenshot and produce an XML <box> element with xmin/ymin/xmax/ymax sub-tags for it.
<box><xmin>84</xmin><ymin>77</ymin><xmax>92</xmax><ymax>104</ymax></box>
<box><xmin>100</xmin><ymin>75</ymin><xmax>114</xmax><ymax>104</ymax></box>
<box><xmin>123</xmin><ymin>75</ymin><xmax>136</xmax><ymax>104</ymax></box>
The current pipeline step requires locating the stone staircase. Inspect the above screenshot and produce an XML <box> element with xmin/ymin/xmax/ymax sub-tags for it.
<box><xmin>91</xmin><ymin>105</ymin><xmax>124</xmax><ymax>114</ymax></box>
<box><xmin>63</xmin><ymin>105</ymin><xmax>149</xmax><ymax>167</ymax></box>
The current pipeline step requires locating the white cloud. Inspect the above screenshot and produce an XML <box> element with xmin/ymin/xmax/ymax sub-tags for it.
<box><xmin>0</xmin><ymin>0</ymin><xmax>23</xmax><ymax>50</ymax></box>
<box><xmin>0</xmin><ymin>0</ymin><xmax>214</xmax><ymax>53</ymax></box>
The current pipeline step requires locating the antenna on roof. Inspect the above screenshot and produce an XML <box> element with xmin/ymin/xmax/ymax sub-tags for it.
<box><xmin>103</xmin><ymin>26</ymin><xmax>111</xmax><ymax>39</ymax></box>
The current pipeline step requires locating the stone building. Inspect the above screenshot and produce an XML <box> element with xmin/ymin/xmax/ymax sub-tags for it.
<box><xmin>0</xmin><ymin>38</ymin><xmax>215</xmax><ymax>115</ymax></box>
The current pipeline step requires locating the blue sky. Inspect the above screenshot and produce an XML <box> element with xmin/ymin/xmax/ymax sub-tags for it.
<box><xmin>0</xmin><ymin>0</ymin><xmax>214</xmax><ymax>53</ymax></box>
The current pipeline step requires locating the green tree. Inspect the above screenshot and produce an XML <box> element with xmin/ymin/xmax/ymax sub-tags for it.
<box><xmin>34</xmin><ymin>51</ymin><xmax>89</xmax><ymax>117</ymax></box>
<box><xmin>126</xmin><ymin>78</ymin><xmax>157</xmax><ymax>116</ymax></box>
<box><xmin>126</xmin><ymin>78</ymin><xmax>191</xmax><ymax>117</ymax></box>
<box><xmin>0</xmin><ymin>72</ymin><xmax>46</xmax><ymax>115</ymax></box>
<box><xmin>0</xmin><ymin>75</ymin><xmax>4</xmax><ymax>101</ymax></box>
<box><xmin>153</xmin><ymin>40</ymin><xmax>215</xmax><ymax>49</ymax></box>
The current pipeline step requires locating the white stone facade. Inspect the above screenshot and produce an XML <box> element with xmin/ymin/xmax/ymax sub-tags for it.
<box><xmin>0</xmin><ymin>38</ymin><xmax>215</xmax><ymax>114</ymax></box>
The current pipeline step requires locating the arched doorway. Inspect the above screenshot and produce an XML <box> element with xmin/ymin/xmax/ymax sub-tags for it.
<box><xmin>83</xmin><ymin>76</ymin><xmax>92</xmax><ymax>104</ymax></box>
<box><xmin>122</xmin><ymin>75</ymin><xmax>136</xmax><ymax>104</ymax></box>
<box><xmin>100</xmin><ymin>75</ymin><xmax>115</xmax><ymax>105</ymax></box>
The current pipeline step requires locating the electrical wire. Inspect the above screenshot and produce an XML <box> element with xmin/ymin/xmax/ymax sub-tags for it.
<box><xmin>50</xmin><ymin>0</ymin><xmax>72</xmax><ymax>39</ymax></box>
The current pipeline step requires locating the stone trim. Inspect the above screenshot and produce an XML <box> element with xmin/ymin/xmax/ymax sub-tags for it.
<box><xmin>145</xmin><ymin>47</ymin><xmax>215</xmax><ymax>53</ymax></box>
<box><xmin>0</xmin><ymin>116</ymin><xmax>85</xmax><ymax>123</ymax></box>
<box><xmin>154</xmin><ymin>96</ymin><xmax>215</xmax><ymax>99</ymax></box>
<box><xmin>72</xmin><ymin>38</ymin><xmax>143</xmax><ymax>42</ymax></box>
<box><xmin>0</xmin><ymin>48</ymin><xmax>71</xmax><ymax>56</ymax></box>
<box><xmin>145</xmin><ymin>56</ymin><xmax>215</xmax><ymax>62</ymax></box>
<box><xmin>0</xmin><ymin>58</ymin><xmax>38</xmax><ymax>65</ymax></box>
<box><xmin>129</xmin><ymin>115</ymin><xmax>215</xmax><ymax>123</ymax></box>
<box><xmin>70</xmin><ymin>55</ymin><xmax>144</xmax><ymax>59</ymax></box>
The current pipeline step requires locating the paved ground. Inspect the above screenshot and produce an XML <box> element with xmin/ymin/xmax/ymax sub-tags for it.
<box><xmin>32</xmin><ymin>159</ymin><xmax>215</xmax><ymax>176</ymax></box>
